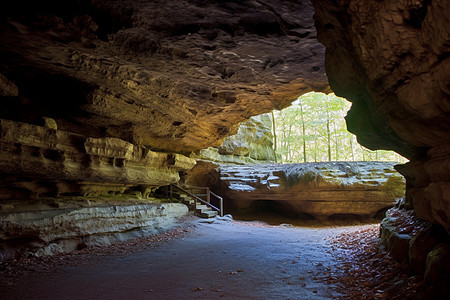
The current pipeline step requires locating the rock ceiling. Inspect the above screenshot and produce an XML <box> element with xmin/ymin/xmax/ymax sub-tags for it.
<box><xmin>1</xmin><ymin>1</ymin><xmax>450</xmax><ymax>291</ymax></box>
<box><xmin>1</xmin><ymin>0</ymin><xmax>450</xmax><ymax>233</ymax></box>
<box><xmin>0</xmin><ymin>0</ymin><xmax>328</xmax><ymax>152</ymax></box>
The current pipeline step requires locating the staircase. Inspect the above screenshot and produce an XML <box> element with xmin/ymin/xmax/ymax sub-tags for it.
<box><xmin>179</xmin><ymin>194</ymin><xmax>218</xmax><ymax>218</ymax></box>
<box><xmin>170</xmin><ymin>185</ymin><xmax>223</xmax><ymax>219</ymax></box>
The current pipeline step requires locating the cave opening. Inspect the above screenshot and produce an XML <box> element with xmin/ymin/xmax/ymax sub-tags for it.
<box><xmin>1</xmin><ymin>0</ymin><xmax>449</xmax><ymax>298</ymax></box>
<box><xmin>209</xmin><ymin>91</ymin><xmax>408</xmax><ymax>226</ymax></box>
<box><xmin>271</xmin><ymin>91</ymin><xmax>408</xmax><ymax>164</ymax></box>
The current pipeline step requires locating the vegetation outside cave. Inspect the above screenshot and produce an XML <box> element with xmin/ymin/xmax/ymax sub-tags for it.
<box><xmin>228</xmin><ymin>92</ymin><xmax>408</xmax><ymax>224</ymax></box>
<box><xmin>270</xmin><ymin>92</ymin><xmax>408</xmax><ymax>164</ymax></box>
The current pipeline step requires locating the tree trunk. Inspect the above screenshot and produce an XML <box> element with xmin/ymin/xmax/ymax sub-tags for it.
<box><xmin>350</xmin><ymin>136</ymin><xmax>355</xmax><ymax>161</ymax></box>
<box><xmin>271</xmin><ymin>111</ymin><xmax>277</xmax><ymax>163</ymax></box>
<box><xmin>326</xmin><ymin>116</ymin><xmax>331</xmax><ymax>161</ymax></box>
<box><xmin>299</xmin><ymin>99</ymin><xmax>307</xmax><ymax>163</ymax></box>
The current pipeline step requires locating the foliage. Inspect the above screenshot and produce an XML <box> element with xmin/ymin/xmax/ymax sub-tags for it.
<box><xmin>272</xmin><ymin>92</ymin><xmax>408</xmax><ymax>163</ymax></box>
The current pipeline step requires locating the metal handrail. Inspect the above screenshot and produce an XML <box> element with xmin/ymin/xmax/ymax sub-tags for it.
<box><xmin>170</xmin><ymin>184</ymin><xmax>223</xmax><ymax>217</ymax></box>
<box><xmin>210</xmin><ymin>190</ymin><xmax>224</xmax><ymax>217</ymax></box>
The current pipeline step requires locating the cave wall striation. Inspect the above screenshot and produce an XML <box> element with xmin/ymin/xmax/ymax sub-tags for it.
<box><xmin>0</xmin><ymin>0</ymin><xmax>327</xmax><ymax>257</ymax></box>
<box><xmin>312</xmin><ymin>0</ymin><xmax>450</xmax><ymax>230</ymax></box>
<box><xmin>0</xmin><ymin>0</ymin><xmax>327</xmax><ymax>199</ymax></box>
<box><xmin>312</xmin><ymin>0</ymin><xmax>450</xmax><ymax>293</ymax></box>
<box><xmin>0</xmin><ymin>0</ymin><xmax>327</xmax><ymax>153</ymax></box>
<box><xmin>0</xmin><ymin>118</ymin><xmax>195</xmax><ymax>198</ymax></box>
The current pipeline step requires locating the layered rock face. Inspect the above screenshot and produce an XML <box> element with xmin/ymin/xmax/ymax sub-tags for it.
<box><xmin>1</xmin><ymin>199</ymin><xmax>188</xmax><ymax>259</ymax></box>
<box><xmin>312</xmin><ymin>1</ymin><xmax>450</xmax><ymax>231</ymax></box>
<box><xmin>0</xmin><ymin>0</ymin><xmax>327</xmax><ymax>258</ymax></box>
<box><xmin>0</xmin><ymin>118</ymin><xmax>195</xmax><ymax>198</ymax></box>
<box><xmin>0</xmin><ymin>0</ymin><xmax>327</xmax><ymax>153</ymax></box>
<box><xmin>219</xmin><ymin>162</ymin><xmax>405</xmax><ymax>220</ymax></box>
<box><xmin>0</xmin><ymin>0</ymin><xmax>327</xmax><ymax>199</ymax></box>
<box><xmin>190</xmin><ymin>114</ymin><xmax>276</xmax><ymax>164</ymax></box>
<box><xmin>313</xmin><ymin>1</ymin><xmax>450</xmax><ymax>293</ymax></box>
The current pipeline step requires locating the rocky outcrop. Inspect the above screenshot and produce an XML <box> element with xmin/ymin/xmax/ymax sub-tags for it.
<box><xmin>0</xmin><ymin>118</ymin><xmax>195</xmax><ymax>198</ymax></box>
<box><xmin>0</xmin><ymin>0</ymin><xmax>326</xmax><ymax>259</ymax></box>
<box><xmin>0</xmin><ymin>0</ymin><xmax>327</xmax><ymax>153</ymax></box>
<box><xmin>0</xmin><ymin>199</ymin><xmax>188</xmax><ymax>259</ymax></box>
<box><xmin>380</xmin><ymin>204</ymin><xmax>450</xmax><ymax>297</ymax></box>
<box><xmin>312</xmin><ymin>0</ymin><xmax>450</xmax><ymax>231</ymax></box>
<box><xmin>313</xmin><ymin>1</ymin><xmax>450</xmax><ymax>295</ymax></box>
<box><xmin>219</xmin><ymin>162</ymin><xmax>405</xmax><ymax>220</ymax></box>
<box><xmin>190</xmin><ymin>114</ymin><xmax>276</xmax><ymax>164</ymax></box>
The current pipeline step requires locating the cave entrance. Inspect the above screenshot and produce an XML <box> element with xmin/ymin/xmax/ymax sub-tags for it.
<box><xmin>271</xmin><ymin>92</ymin><xmax>408</xmax><ymax>164</ymax></box>
<box><xmin>207</xmin><ymin>91</ymin><xmax>408</xmax><ymax>225</ymax></box>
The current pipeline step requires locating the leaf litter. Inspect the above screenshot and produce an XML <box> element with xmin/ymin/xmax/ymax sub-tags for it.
<box><xmin>319</xmin><ymin>224</ymin><xmax>424</xmax><ymax>299</ymax></box>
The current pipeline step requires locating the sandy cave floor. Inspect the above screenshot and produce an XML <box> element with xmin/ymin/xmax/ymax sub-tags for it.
<box><xmin>0</xmin><ymin>215</ymin><xmax>423</xmax><ymax>300</ymax></box>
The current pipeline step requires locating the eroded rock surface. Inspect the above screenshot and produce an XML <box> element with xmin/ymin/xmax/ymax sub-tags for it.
<box><xmin>190</xmin><ymin>114</ymin><xmax>276</xmax><ymax>164</ymax></box>
<box><xmin>0</xmin><ymin>0</ymin><xmax>327</xmax><ymax>153</ymax></box>
<box><xmin>0</xmin><ymin>118</ymin><xmax>195</xmax><ymax>198</ymax></box>
<box><xmin>380</xmin><ymin>204</ymin><xmax>450</xmax><ymax>297</ymax></box>
<box><xmin>0</xmin><ymin>200</ymin><xmax>188</xmax><ymax>259</ymax></box>
<box><xmin>219</xmin><ymin>161</ymin><xmax>405</xmax><ymax>220</ymax></box>
<box><xmin>0</xmin><ymin>0</ymin><xmax>327</xmax><ymax>259</ymax></box>
<box><xmin>312</xmin><ymin>0</ymin><xmax>450</xmax><ymax>231</ymax></box>
<box><xmin>313</xmin><ymin>1</ymin><xmax>450</xmax><ymax>294</ymax></box>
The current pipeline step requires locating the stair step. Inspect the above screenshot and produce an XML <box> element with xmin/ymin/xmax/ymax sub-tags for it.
<box><xmin>200</xmin><ymin>210</ymin><xmax>218</xmax><ymax>218</ymax></box>
<box><xmin>196</xmin><ymin>205</ymin><xmax>211</xmax><ymax>213</ymax></box>
<box><xmin>169</xmin><ymin>187</ymin><xmax>221</xmax><ymax>219</ymax></box>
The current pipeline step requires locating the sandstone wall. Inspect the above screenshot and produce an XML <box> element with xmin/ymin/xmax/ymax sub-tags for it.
<box><xmin>219</xmin><ymin>161</ymin><xmax>405</xmax><ymax>220</ymax></box>
<box><xmin>0</xmin><ymin>0</ymin><xmax>327</xmax><ymax>153</ymax></box>
<box><xmin>190</xmin><ymin>114</ymin><xmax>276</xmax><ymax>164</ymax></box>
<box><xmin>0</xmin><ymin>200</ymin><xmax>188</xmax><ymax>259</ymax></box>
<box><xmin>0</xmin><ymin>118</ymin><xmax>195</xmax><ymax>198</ymax></box>
<box><xmin>312</xmin><ymin>0</ymin><xmax>450</xmax><ymax>231</ymax></box>
<box><xmin>312</xmin><ymin>1</ymin><xmax>450</xmax><ymax>293</ymax></box>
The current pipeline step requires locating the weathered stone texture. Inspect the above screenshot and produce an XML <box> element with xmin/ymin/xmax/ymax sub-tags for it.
<box><xmin>190</xmin><ymin>114</ymin><xmax>276</xmax><ymax>164</ymax></box>
<box><xmin>0</xmin><ymin>201</ymin><xmax>188</xmax><ymax>259</ymax></box>
<box><xmin>380</xmin><ymin>205</ymin><xmax>450</xmax><ymax>297</ymax></box>
<box><xmin>219</xmin><ymin>162</ymin><xmax>405</xmax><ymax>220</ymax></box>
<box><xmin>313</xmin><ymin>0</ymin><xmax>450</xmax><ymax>230</ymax></box>
<box><xmin>0</xmin><ymin>0</ymin><xmax>328</xmax><ymax>259</ymax></box>
<box><xmin>0</xmin><ymin>0</ymin><xmax>327</xmax><ymax>153</ymax></box>
<box><xmin>0</xmin><ymin>118</ymin><xmax>195</xmax><ymax>198</ymax></box>
<box><xmin>313</xmin><ymin>0</ymin><xmax>450</xmax><ymax>157</ymax></box>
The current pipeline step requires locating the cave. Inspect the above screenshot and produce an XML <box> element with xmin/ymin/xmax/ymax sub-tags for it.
<box><xmin>1</xmin><ymin>0</ymin><xmax>449</xmax><ymax>298</ymax></box>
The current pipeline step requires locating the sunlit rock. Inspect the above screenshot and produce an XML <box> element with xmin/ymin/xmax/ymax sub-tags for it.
<box><xmin>190</xmin><ymin>114</ymin><xmax>276</xmax><ymax>164</ymax></box>
<box><xmin>219</xmin><ymin>161</ymin><xmax>405</xmax><ymax>220</ymax></box>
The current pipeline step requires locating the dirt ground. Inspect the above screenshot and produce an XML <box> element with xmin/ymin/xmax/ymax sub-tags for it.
<box><xmin>0</xmin><ymin>214</ymin><xmax>420</xmax><ymax>299</ymax></box>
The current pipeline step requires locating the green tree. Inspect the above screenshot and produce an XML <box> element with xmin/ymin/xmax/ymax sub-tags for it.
<box><xmin>272</xmin><ymin>92</ymin><xmax>407</xmax><ymax>164</ymax></box>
